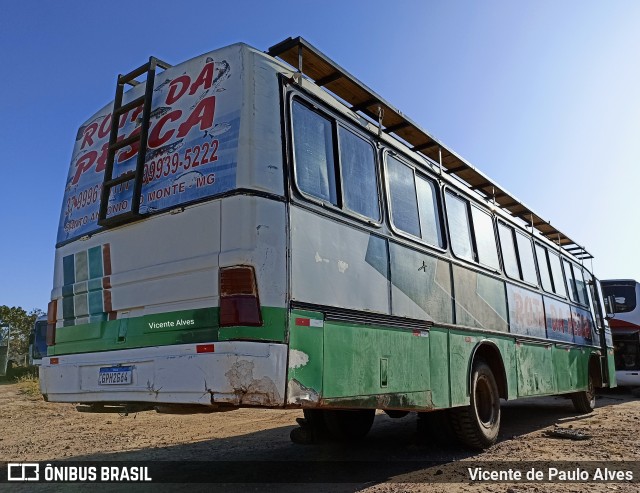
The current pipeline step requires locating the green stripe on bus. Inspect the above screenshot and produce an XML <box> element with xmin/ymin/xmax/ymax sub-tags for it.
<box><xmin>49</xmin><ymin>306</ymin><xmax>287</xmax><ymax>356</ymax></box>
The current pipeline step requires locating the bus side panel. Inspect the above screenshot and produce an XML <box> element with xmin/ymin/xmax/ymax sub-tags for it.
<box><xmin>290</xmin><ymin>207</ymin><xmax>391</xmax><ymax>315</ymax></box>
<box><xmin>320</xmin><ymin>321</ymin><xmax>432</xmax><ymax>409</ymax></box>
<box><xmin>516</xmin><ymin>342</ymin><xmax>556</xmax><ymax>396</ymax></box>
<box><xmin>553</xmin><ymin>346</ymin><xmax>583</xmax><ymax>392</ymax></box>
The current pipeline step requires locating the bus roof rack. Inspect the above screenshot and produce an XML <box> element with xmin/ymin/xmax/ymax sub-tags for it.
<box><xmin>268</xmin><ymin>36</ymin><xmax>593</xmax><ymax>261</ymax></box>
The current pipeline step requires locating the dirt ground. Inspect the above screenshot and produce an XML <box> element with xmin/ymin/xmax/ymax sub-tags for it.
<box><xmin>1</xmin><ymin>380</ymin><xmax>639</xmax><ymax>492</ymax></box>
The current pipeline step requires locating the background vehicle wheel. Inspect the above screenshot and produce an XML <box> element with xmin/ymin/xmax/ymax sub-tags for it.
<box><xmin>324</xmin><ymin>409</ymin><xmax>375</xmax><ymax>441</ymax></box>
<box><xmin>449</xmin><ymin>360</ymin><xmax>501</xmax><ymax>449</ymax></box>
<box><xmin>571</xmin><ymin>372</ymin><xmax>596</xmax><ymax>413</ymax></box>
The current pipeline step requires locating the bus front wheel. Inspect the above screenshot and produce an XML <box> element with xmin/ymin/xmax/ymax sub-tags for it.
<box><xmin>571</xmin><ymin>372</ymin><xmax>595</xmax><ymax>413</ymax></box>
<box><xmin>449</xmin><ymin>360</ymin><xmax>501</xmax><ymax>449</ymax></box>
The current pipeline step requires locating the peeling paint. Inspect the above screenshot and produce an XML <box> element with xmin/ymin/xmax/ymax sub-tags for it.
<box><xmin>337</xmin><ymin>260</ymin><xmax>349</xmax><ymax>273</ymax></box>
<box><xmin>314</xmin><ymin>252</ymin><xmax>330</xmax><ymax>263</ymax></box>
<box><xmin>223</xmin><ymin>360</ymin><xmax>282</xmax><ymax>406</ymax></box>
<box><xmin>288</xmin><ymin>349</ymin><xmax>309</xmax><ymax>369</ymax></box>
<box><xmin>286</xmin><ymin>379</ymin><xmax>320</xmax><ymax>405</ymax></box>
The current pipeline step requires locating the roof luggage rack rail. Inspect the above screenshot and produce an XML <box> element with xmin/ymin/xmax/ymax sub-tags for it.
<box><xmin>268</xmin><ymin>37</ymin><xmax>592</xmax><ymax>261</ymax></box>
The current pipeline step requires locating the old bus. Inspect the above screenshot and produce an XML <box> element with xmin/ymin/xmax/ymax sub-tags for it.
<box><xmin>41</xmin><ymin>37</ymin><xmax>616</xmax><ymax>449</ymax></box>
<box><xmin>601</xmin><ymin>280</ymin><xmax>640</xmax><ymax>388</ymax></box>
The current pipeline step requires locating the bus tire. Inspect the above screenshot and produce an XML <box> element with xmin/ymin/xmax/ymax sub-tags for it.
<box><xmin>449</xmin><ymin>360</ymin><xmax>501</xmax><ymax>449</ymax></box>
<box><xmin>324</xmin><ymin>409</ymin><xmax>375</xmax><ymax>441</ymax></box>
<box><xmin>571</xmin><ymin>372</ymin><xmax>595</xmax><ymax>413</ymax></box>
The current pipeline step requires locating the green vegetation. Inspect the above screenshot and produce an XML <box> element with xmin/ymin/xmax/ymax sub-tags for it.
<box><xmin>0</xmin><ymin>305</ymin><xmax>44</xmax><ymax>356</ymax></box>
<box><xmin>16</xmin><ymin>373</ymin><xmax>41</xmax><ymax>398</ymax></box>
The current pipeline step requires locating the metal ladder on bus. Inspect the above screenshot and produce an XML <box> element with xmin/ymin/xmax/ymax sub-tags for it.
<box><xmin>97</xmin><ymin>56</ymin><xmax>172</xmax><ymax>227</ymax></box>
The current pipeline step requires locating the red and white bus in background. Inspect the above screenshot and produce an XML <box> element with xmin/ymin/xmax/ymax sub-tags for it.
<box><xmin>601</xmin><ymin>280</ymin><xmax>640</xmax><ymax>388</ymax></box>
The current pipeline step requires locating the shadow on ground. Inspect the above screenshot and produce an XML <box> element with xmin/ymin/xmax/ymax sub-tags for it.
<box><xmin>5</xmin><ymin>390</ymin><xmax>633</xmax><ymax>492</ymax></box>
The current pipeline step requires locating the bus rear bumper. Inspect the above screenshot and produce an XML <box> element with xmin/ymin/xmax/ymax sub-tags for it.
<box><xmin>39</xmin><ymin>341</ymin><xmax>287</xmax><ymax>408</ymax></box>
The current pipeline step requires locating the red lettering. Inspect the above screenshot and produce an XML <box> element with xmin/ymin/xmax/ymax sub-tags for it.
<box><xmin>166</xmin><ymin>75</ymin><xmax>190</xmax><ymax>105</ymax></box>
<box><xmin>148</xmin><ymin>110</ymin><xmax>181</xmax><ymax>148</ymax></box>
<box><xmin>189</xmin><ymin>62</ymin><xmax>214</xmax><ymax>95</ymax></box>
<box><xmin>80</xmin><ymin>123</ymin><xmax>99</xmax><ymax>149</ymax></box>
<box><xmin>95</xmin><ymin>142</ymin><xmax>109</xmax><ymax>173</ymax></box>
<box><xmin>98</xmin><ymin>114</ymin><xmax>112</xmax><ymax>139</ymax></box>
<box><xmin>129</xmin><ymin>106</ymin><xmax>142</xmax><ymax>125</ymax></box>
<box><xmin>117</xmin><ymin>127</ymin><xmax>141</xmax><ymax>162</ymax></box>
<box><xmin>72</xmin><ymin>151</ymin><xmax>98</xmax><ymax>185</ymax></box>
<box><xmin>514</xmin><ymin>293</ymin><xmax>523</xmax><ymax>326</ymax></box>
<box><xmin>177</xmin><ymin>97</ymin><xmax>215</xmax><ymax>138</ymax></box>
<box><xmin>531</xmin><ymin>299</ymin><xmax>542</xmax><ymax>327</ymax></box>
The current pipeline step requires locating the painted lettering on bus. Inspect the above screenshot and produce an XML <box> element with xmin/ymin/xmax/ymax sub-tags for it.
<box><xmin>512</xmin><ymin>292</ymin><xmax>544</xmax><ymax>328</ymax></box>
<box><xmin>548</xmin><ymin>304</ymin><xmax>570</xmax><ymax>333</ymax></box>
<box><xmin>165</xmin><ymin>61</ymin><xmax>215</xmax><ymax>105</ymax></box>
<box><xmin>572</xmin><ymin>310</ymin><xmax>593</xmax><ymax>339</ymax></box>
<box><xmin>71</xmin><ymin>60</ymin><xmax>218</xmax><ymax>186</ymax></box>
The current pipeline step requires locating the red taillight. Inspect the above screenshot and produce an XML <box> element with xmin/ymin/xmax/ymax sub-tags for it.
<box><xmin>196</xmin><ymin>344</ymin><xmax>215</xmax><ymax>353</ymax></box>
<box><xmin>219</xmin><ymin>266</ymin><xmax>262</xmax><ymax>327</ymax></box>
<box><xmin>46</xmin><ymin>300</ymin><xmax>57</xmax><ymax>346</ymax></box>
<box><xmin>50</xmin><ymin>357</ymin><xmax>59</xmax><ymax>365</ymax></box>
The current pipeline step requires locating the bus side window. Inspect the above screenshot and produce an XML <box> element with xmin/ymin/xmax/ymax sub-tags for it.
<box><xmin>387</xmin><ymin>155</ymin><xmax>421</xmax><ymax>237</ymax></box>
<box><xmin>338</xmin><ymin>126</ymin><xmax>380</xmax><ymax>221</ymax></box>
<box><xmin>563</xmin><ymin>259</ymin><xmax>579</xmax><ymax>303</ymax></box>
<box><xmin>574</xmin><ymin>266</ymin><xmax>590</xmax><ymax>306</ymax></box>
<box><xmin>445</xmin><ymin>191</ymin><xmax>474</xmax><ymax>262</ymax></box>
<box><xmin>548</xmin><ymin>251</ymin><xmax>567</xmax><ymax>297</ymax></box>
<box><xmin>535</xmin><ymin>244</ymin><xmax>554</xmax><ymax>293</ymax></box>
<box><xmin>497</xmin><ymin>223</ymin><xmax>520</xmax><ymax>279</ymax></box>
<box><xmin>515</xmin><ymin>232</ymin><xmax>538</xmax><ymax>286</ymax></box>
<box><xmin>416</xmin><ymin>175</ymin><xmax>444</xmax><ymax>248</ymax></box>
<box><xmin>291</xmin><ymin>101</ymin><xmax>338</xmax><ymax>205</ymax></box>
<box><xmin>470</xmin><ymin>205</ymin><xmax>500</xmax><ymax>270</ymax></box>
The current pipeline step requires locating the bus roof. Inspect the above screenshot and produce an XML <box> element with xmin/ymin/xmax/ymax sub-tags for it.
<box><xmin>268</xmin><ymin>36</ymin><xmax>593</xmax><ymax>261</ymax></box>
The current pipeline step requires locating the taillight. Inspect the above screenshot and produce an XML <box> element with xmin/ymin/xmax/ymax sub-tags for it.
<box><xmin>219</xmin><ymin>266</ymin><xmax>262</xmax><ymax>327</ymax></box>
<box><xmin>46</xmin><ymin>300</ymin><xmax>57</xmax><ymax>346</ymax></box>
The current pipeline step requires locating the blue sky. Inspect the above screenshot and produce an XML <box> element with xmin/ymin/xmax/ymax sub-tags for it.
<box><xmin>2</xmin><ymin>0</ymin><xmax>639</xmax><ymax>311</ymax></box>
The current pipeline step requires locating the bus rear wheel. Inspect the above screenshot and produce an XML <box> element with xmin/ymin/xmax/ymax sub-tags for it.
<box><xmin>449</xmin><ymin>360</ymin><xmax>501</xmax><ymax>449</ymax></box>
<box><xmin>571</xmin><ymin>372</ymin><xmax>595</xmax><ymax>413</ymax></box>
<box><xmin>324</xmin><ymin>409</ymin><xmax>375</xmax><ymax>441</ymax></box>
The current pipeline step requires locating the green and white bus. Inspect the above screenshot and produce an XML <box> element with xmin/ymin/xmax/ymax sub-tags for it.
<box><xmin>41</xmin><ymin>37</ymin><xmax>616</xmax><ymax>449</ymax></box>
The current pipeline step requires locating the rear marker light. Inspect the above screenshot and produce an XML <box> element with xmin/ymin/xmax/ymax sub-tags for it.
<box><xmin>196</xmin><ymin>344</ymin><xmax>215</xmax><ymax>353</ymax></box>
<box><xmin>219</xmin><ymin>266</ymin><xmax>263</xmax><ymax>327</ymax></box>
<box><xmin>50</xmin><ymin>358</ymin><xmax>59</xmax><ymax>365</ymax></box>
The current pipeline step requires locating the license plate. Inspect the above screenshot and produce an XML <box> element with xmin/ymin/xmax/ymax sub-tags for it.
<box><xmin>98</xmin><ymin>366</ymin><xmax>133</xmax><ymax>385</ymax></box>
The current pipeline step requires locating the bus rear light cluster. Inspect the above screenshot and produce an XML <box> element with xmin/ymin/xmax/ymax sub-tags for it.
<box><xmin>46</xmin><ymin>300</ymin><xmax>57</xmax><ymax>346</ymax></box>
<box><xmin>219</xmin><ymin>266</ymin><xmax>263</xmax><ymax>327</ymax></box>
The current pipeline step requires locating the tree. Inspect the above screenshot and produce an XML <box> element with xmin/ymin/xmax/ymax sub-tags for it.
<box><xmin>0</xmin><ymin>306</ymin><xmax>45</xmax><ymax>358</ymax></box>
